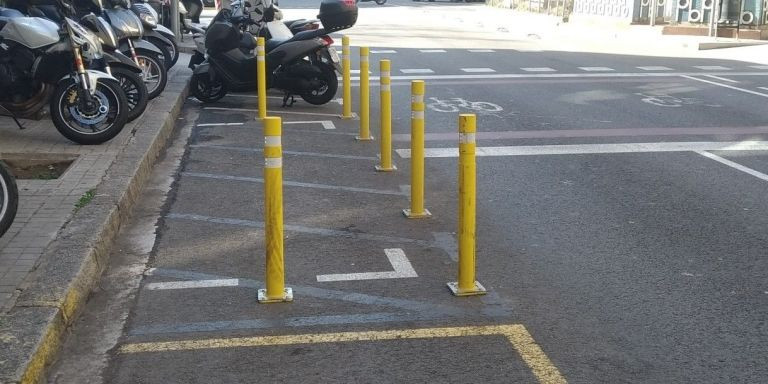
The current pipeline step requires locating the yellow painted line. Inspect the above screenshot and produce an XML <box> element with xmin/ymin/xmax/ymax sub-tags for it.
<box><xmin>119</xmin><ymin>324</ymin><xmax>566</xmax><ymax>384</ymax></box>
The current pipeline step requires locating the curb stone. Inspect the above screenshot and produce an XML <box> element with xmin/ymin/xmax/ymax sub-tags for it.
<box><xmin>0</xmin><ymin>69</ymin><xmax>191</xmax><ymax>384</ymax></box>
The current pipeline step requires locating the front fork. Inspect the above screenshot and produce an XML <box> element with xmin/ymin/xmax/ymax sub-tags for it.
<box><xmin>72</xmin><ymin>46</ymin><xmax>95</xmax><ymax>107</ymax></box>
<box><xmin>127</xmin><ymin>39</ymin><xmax>142</xmax><ymax>68</ymax></box>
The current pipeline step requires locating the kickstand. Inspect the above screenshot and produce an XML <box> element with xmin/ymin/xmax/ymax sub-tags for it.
<box><xmin>0</xmin><ymin>104</ymin><xmax>25</xmax><ymax>130</ymax></box>
<box><xmin>282</xmin><ymin>93</ymin><xmax>296</xmax><ymax>108</ymax></box>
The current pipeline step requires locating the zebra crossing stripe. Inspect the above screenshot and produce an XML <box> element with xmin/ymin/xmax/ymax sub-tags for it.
<box><xmin>461</xmin><ymin>68</ymin><xmax>496</xmax><ymax>73</ymax></box>
<box><xmin>521</xmin><ymin>67</ymin><xmax>556</xmax><ymax>72</ymax></box>
<box><xmin>637</xmin><ymin>66</ymin><xmax>673</xmax><ymax>71</ymax></box>
<box><xmin>579</xmin><ymin>67</ymin><xmax>615</xmax><ymax>72</ymax></box>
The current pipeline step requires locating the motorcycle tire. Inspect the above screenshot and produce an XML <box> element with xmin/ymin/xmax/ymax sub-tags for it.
<box><xmin>135</xmin><ymin>48</ymin><xmax>168</xmax><ymax>99</ymax></box>
<box><xmin>50</xmin><ymin>77</ymin><xmax>129</xmax><ymax>145</ymax></box>
<box><xmin>147</xmin><ymin>36</ymin><xmax>177</xmax><ymax>69</ymax></box>
<box><xmin>375</xmin><ymin>0</ymin><xmax>387</xmax><ymax>4</ymax></box>
<box><xmin>0</xmin><ymin>161</ymin><xmax>18</xmax><ymax>239</ymax></box>
<box><xmin>111</xmin><ymin>66</ymin><xmax>149</xmax><ymax>122</ymax></box>
<box><xmin>190</xmin><ymin>72</ymin><xmax>228</xmax><ymax>103</ymax></box>
<box><xmin>299</xmin><ymin>62</ymin><xmax>338</xmax><ymax>106</ymax></box>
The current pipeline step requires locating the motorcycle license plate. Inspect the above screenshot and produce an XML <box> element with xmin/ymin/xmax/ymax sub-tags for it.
<box><xmin>329</xmin><ymin>47</ymin><xmax>340</xmax><ymax>63</ymax></box>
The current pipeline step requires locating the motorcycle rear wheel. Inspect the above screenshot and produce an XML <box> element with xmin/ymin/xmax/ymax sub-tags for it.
<box><xmin>51</xmin><ymin>78</ymin><xmax>129</xmax><ymax>145</ymax></box>
<box><xmin>111</xmin><ymin>66</ymin><xmax>149</xmax><ymax>122</ymax></box>
<box><xmin>147</xmin><ymin>36</ymin><xmax>177</xmax><ymax>69</ymax></box>
<box><xmin>0</xmin><ymin>161</ymin><xmax>18</xmax><ymax>238</ymax></box>
<box><xmin>190</xmin><ymin>72</ymin><xmax>228</xmax><ymax>103</ymax></box>
<box><xmin>299</xmin><ymin>62</ymin><xmax>338</xmax><ymax>106</ymax></box>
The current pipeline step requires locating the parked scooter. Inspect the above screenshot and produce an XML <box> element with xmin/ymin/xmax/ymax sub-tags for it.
<box><xmin>0</xmin><ymin>161</ymin><xmax>18</xmax><ymax>239</ymax></box>
<box><xmin>0</xmin><ymin>4</ymin><xmax>130</xmax><ymax>144</ymax></box>
<box><xmin>130</xmin><ymin>0</ymin><xmax>179</xmax><ymax>68</ymax></box>
<box><xmin>99</xmin><ymin>0</ymin><xmax>168</xmax><ymax>99</ymax></box>
<box><xmin>188</xmin><ymin>0</ymin><xmax>356</xmax><ymax>105</ymax></box>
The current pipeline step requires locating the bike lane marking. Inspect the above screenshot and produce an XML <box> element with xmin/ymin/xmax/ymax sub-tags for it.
<box><xmin>400</xmin><ymin>68</ymin><xmax>435</xmax><ymax>74</ymax></box>
<box><xmin>637</xmin><ymin>66</ymin><xmax>672</xmax><ymax>71</ymax></box>
<box><xmin>695</xmin><ymin>151</ymin><xmax>768</xmax><ymax>182</ymax></box>
<box><xmin>578</xmin><ymin>67</ymin><xmax>615</xmax><ymax>72</ymax></box>
<box><xmin>702</xmin><ymin>74</ymin><xmax>738</xmax><ymax>83</ymax></box>
<box><xmin>118</xmin><ymin>325</ymin><xmax>566</xmax><ymax>384</ymax></box>
<box><xmin>460</xmin><ymin>67</ymin><xmax>496</xmax><ymax>73</ymax></box>
<box><xmin>694</xmin><ymin>65</ymin><xmax>732</xmax><ymax>71</ymax></box>
<box><xmin>522</xmin><ymin>67</ymin><xmax>556</xmax><ymax>72</ymax></box>
<box><xmin>203</xmin><ymin>106</ymin><xmax>356</xmax><ymax>118</ymax></box>
<box><xmin>681</xmin><ymin>75</ymin><xmax>768</xmax><ymax>98</ymax></box>
<box><xmin>316</xmin><ymin>248</ymin><xmax>417</xmax><ymax>282</ymax></box>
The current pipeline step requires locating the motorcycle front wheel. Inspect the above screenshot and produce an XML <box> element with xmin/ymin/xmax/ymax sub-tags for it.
<box><xmin>146</xmin><ymin>36</ymin><xmax>177</xmax><ymax>69</ymax></box>
<box><xmin>300</xmin><ymin>62</ymin><xmax>338</xmax><ymax>106</ymax></box>
<box><xmin>190</xmin><ymin>72</ymin><xmax>228</xmax><ymax>103</ymax></box>
<box><xmin>111</xmin><ymin>66</ymin><xmax>149</xmax><ymax>122</ymax></box>
<box><xmin>375</xmin><ymin>0</ymin><xmax>387</xmax><ymax>4</ymax></box>
<box><xmin>135</xmin><ymin>49</ymin><xmax>168</xmax><ymax>99</ymax></box>
<box><xmin>51</xmin><ymin>77</ymin><xmax>129</xmax><ymax>145</ymax></box>
<box><xmin>0</xmin><ymin>161</ymin><xmax>18</xmax><ymax>238</ymax></box>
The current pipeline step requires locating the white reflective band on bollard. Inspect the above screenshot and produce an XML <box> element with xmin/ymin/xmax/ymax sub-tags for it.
<box><xmin>411</xmin><ymin>95</ymin><xmax>424</xmax><ymax>103</ymax></box>
<box><xmin>257</xmin><ymin>56</ymin><xmax>265</xmax><ymax>62</ymax></box>
<box><xmin>412</xmin><ymin>111</ymin><xmax>425</xmax><ymax>119</ymax></box>
<box><xmin>382</xmin><ymin>71</ymin><xmax>391</xmax><ymax>78</ymax></box>
<box><xmin>265</xmin><ymin>158</ymin><xmax>283</xmax><ymax>168</ymax></box>
<box><xmin>381</xmin><ymin>85</ymin><xmax>391</xmax><ymax>92</ymax></box>
<box><xmin>265</xmin><ymin>136</ymin><xmax>282</xmax><ymax>146</ymax></box>
<box><xmin>459</xmin><ymin>133</ymin><xmax>476</xmax><ymax>144</ymax></box>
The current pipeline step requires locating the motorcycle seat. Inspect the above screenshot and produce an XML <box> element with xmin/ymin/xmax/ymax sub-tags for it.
<box><xmin>266</xmin><ymin>37</ymin><xmax>289</xmax><ymax>52</ymax></box>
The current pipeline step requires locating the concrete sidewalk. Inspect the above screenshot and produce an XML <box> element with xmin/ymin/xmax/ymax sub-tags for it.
<box><xmin>0</xmin><ymin>59</ymin><xmax>192</xmax><ymax>383</ymax></box>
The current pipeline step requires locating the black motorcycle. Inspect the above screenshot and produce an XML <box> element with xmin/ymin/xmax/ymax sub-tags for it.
<box><xmin>130</xmin><ymin>0</ymin><xmax>179</xmax><ymax>68</ymax></box>
<box><xmin>188</xmin><ymin>0</ymin><xmax>356</xmax><ymax>105</ymax></box>
<box><xmin>0</xmin><ymin>161</ymin><xmax>18</xmax><ymax>239</ymax></box>
<box><xmin>0</xmin><ymin>4</ymin><xmax>130</xmax><ymax>145</ymax></box>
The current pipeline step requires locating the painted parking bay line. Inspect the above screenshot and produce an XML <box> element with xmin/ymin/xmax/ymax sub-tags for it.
<box><xmin>681</xmin><ymin>75</ymin><xmax>768</xmax><ymax>98</ymax></box>
<box><xmin>396</xmin><ymin>141</ymin><xmax>768</xmax><ymax>158</ymax></box>
<box><xmin>119</xmin><ymin>324</ymin><xmax>566</xmax><ymax>384</ymax></box>
<box><xmin>283</xmin><ymin>120</ymin><xmax>336</xmax><ymax>130</ymax></box>
<box><xmin>695</xmin><ymin>150</ymin><xmax>768</xmax><ymax>182</ymax></box>
<box><xmin>316</xmin><ymin>248</ymin><xmax>417</xmax><ymax>282</ymax></box>
<box><xmin>182</xmin><ymin>172</ymin><xmax>406</xmax><ymax>196</ymax></box>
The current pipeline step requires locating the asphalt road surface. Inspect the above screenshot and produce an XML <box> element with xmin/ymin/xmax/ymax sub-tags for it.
<box><xmin>49</xmin><ymin>1</ymin><xmax>768</xmax><ymax>383</ymax></box>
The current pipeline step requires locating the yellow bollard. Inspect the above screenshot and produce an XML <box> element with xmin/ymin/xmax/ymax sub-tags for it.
<box><xmin>375</xmin><ymin>59</ymin><xmax>396</xmax><ymax>172</ymax></box>
<box><xmin>403</xmin><ymin>80</ymin><xmax>431</xmax><ymax>219</ymax></box>
<box><xmin>257</xmin><ymin>37</ymin><xmax>267</xmax><ymax>120</ymax></box>
<box><xmin>448</xmin><ymin>114</ymin><xmax>486</xmax><ymax>297</ymax></box>
<box><xmin>258</xmin><ymin>117</ymin><xmax>293</xmax><ymax>303</ymax></box>
<box><xmin>342</xmin><ymin>36</ymin><xmax>352</xmax><ymax>119</ymax></box>
<box><xmin>356</xmin><ymin>46</ymin><xmax>373</xmax><ymax>141</ymax></box>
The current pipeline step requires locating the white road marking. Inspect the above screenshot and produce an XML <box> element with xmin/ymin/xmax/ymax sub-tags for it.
<box><xmin>371</xmin><ymin>50</ymin><xmax>397</xmax><ymax>53</ymax></box>
<box><xmin>758</xmin><ymin>87</ymin><xmax>768</xmax><ymax>91</ymax></box>
<box><xmin>681</xmin><ymin>75</ymin><xmax>768</xmax><ymax>98</ymax></box>
<box><xmin>400</xmin><ymin>68</ymin><xmax>435</xmax><ymax>74</ymax></box>
<box><xmin>468</xmin><ymin>49</ymin><xmax>495</xmax><ymax>53</ymax></box>
<box><xmin>694</xmin><ymin>65</ymin><xmax>731</xmax><ymax>71</ymax></box>
<box><xmin>203</xmin><ymin>107</ymin><xmax>354</xmax><ymax>118</ymax></box>
<box><xmin>695</xmin><ymin>151</ymin><xmax>768</xmax><ymax>182</ymax></box>
<box><xmin>226</xmin><ymin>94</ymin><xmax>285</xmax><ymax>100</ymax></box>
<box><xmin>316</xmin><ymin>248</ymin><xmax>418</xmax><ymax>282</ymax></box>
<box><xmin>461</xmin><ymin>68</ymin><xmax>496</xmax><ymax>73</ymax></box>
<box><xmin>396</xmin><ymin>141</ymin><xmax>768</xmax><ymax>158</ymax></box>
<box><xmin>750</xmin><ymin>65</ymin><xmax>768</xmax><ymax>70</ymax></box>
<box><xmin>351</xmin><ymin>70</ymin><xmax>372</xmax><ymax>74</ymax></box>
<box><xmin>703</xmin><ymin>74</ymin><xmax>738</xmax><ymax>83</ymax></box>
<box><xmin>183</xmin><ymin>172</ymin><xmax>406</xmax><ymax>196</ymax></box>
<box><xmin>348</xmin><ymin>71</ymin><xmax>768</xmax><ymax>82</ymax></box>
<box><xmin>196</xmin><ymin>122</ymin><xmax>245</xmax><ymax>127</ymax></box>
<box><xmin>521</xmin><ymin>67</ymin><xmax>556</xmax><ymax>72</ymax></box>
<box><xmin>579</xmin><ymin>67</ymin><xmax>615</xmax><ymax>72</ymax></box>
<box><xmin>145</xmin><ymin>279</ymin><xmax>239</xmax><ymax>290</ymax></box>
<box><xmin>420</xmin><ymin>49</ymin><xmax>446</xmax><ymax>53</ymax></box>
<box><xmin>283</xmin><ymin>120</ymin><xmax>336</xmax><ymax>130</ymax></box>
<box><xmin>637</xmin><ymin>66</ymin><xmax>673</xmax><ymax>71</ymax></box>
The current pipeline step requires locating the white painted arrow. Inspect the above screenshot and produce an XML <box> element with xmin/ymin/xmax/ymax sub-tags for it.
<box><xmin>316</xmin><ymin>248</ymin><xmax>418</xmax><ymax>282</ymax></box>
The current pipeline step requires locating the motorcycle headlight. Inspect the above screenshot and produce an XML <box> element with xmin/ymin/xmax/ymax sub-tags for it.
<box><xmin>139</xmin><ymin>12</ymin><xmax>157</xmax><ymax>28</ymax></box>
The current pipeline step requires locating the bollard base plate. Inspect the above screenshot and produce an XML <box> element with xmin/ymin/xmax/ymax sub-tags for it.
<box><xmin>447</xmin><ymin>281</ymin><xmax>487</xmax><ymax>297</ymax></box>
<box><xmin>258</xmin><ymin>288</ymin><xmax>294</xmax><ymax>303</ymax></box>
<box><xmin>375</xmin><ymin>165</ymin><xmax>397</xmax><ymax>172</ymax></box>
<box><xmin>403</xmin><ymin>208</ymin><xmax>432</xmax><ymax>219</ymax></box>
<box><xmin>355</xmin><ymin>136</ymin><xmax>375</xmax><ymax>141</ymax></box>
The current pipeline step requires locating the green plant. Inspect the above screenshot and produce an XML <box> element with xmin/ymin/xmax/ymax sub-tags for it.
<box><xmin>75</xmin><ymin>189</ymin><xmax>96</xmax><ymax>211</ymax></box>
